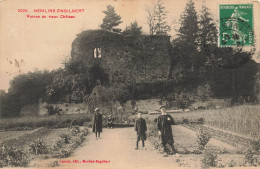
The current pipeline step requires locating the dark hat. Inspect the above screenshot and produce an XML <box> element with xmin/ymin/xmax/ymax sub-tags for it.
<box><xmin>160</xmin><ymin>106</ymin><xmax>166</xmax><ymax>109</ymax></box>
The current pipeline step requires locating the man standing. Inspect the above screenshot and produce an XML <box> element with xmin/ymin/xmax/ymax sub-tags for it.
<box><xmin>135</xmin><ymin>112</ymin><xmax>147</xmax><ymax>150</ymax></box>
<box><xmin>157</xmin><ymin>106</ymin><xmax>176</xmax><ymax>156</ymax></box>
<box><xmin>92</xmin><ymin>108</ymin><xmax>103</xmax><ymax>139</ymax></box>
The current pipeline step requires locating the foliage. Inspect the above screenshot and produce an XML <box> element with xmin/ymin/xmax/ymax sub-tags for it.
<box><xmin>70</xmin><ymin>126</ymin><xmax>80</xmax><ymax>136</ymax></box>
<box><xmin>100</xmin><ymin>5</ymin><xmax>122</xmax><ymax>33</ymax></box>
<box><xmin>45</xmin><ymin>104</ymin><xmax>61</xmax><ymax>115</ymax></box>
<box><xmin>154</xmin><ymin>0</ymin><xmax>171</xmax><ymax>35</ymax></box>
<box><xmin>199</xmin><ymin>4</ymin><xmax>218</xmax><ymax>49</ymax></box>
<box><xmin>45</xmin><ymin>69</ymin><xmax>86</xmax><ymax>104</ymax></box>
<box><xmin>53</xmin><ymin>137</ymin><xmax>64</xmax><ymax>150</ymax></box>
<box><xmin>51</xmin><ymin>127</ymin><xmax>88</xmax><ymax>158</ymax></box>
<box><xmin>51</xmin><ymin>149</ymin><xmax>71</xmax><ymax>158</ymax></box>
<box><xmin>48</xmin><ymin>160</ymin><xmax>59</xmax><ymax>167</ymax></box>
<box><xmin>122</xmin><ymin>21</ymin><xmax>142</xmax><ymax>36</ymax></box>
<box><xmin>29</xmin><ymin>138</ymin><xmax>48</xmax><ymax>154</ymax></box>
<box><xmin>0</xmin><ymin>144</ymin><xmax>30</xmax><ymax>167</ymax></box>
<box><xmin>146</xmin><ymin>0</ymin><xmax>171</xmax><ymax>35</ymax></box>
<box><xmin>195</xmin><ymin>84</ymin><xmax>212</xmax><ymax>102</ymax></box>
<box><xmin>0</xmin><ymin>70</ymin><xmax>52</xmax><ymax>117</ymax></box>
<box><xmin>59</xmin><ymin>134</ymin><xmax>71</xmax><ymax>144</ymax></box>
<box><xmin>244</xmin><ymin>149</ymin><xmax>258</xmax><ymax>166</ymax></box>
<box><xmin>174</xmin><ymin>90</ymin><xmax>193</xmax><ymax>109</ymax></box>
<box><xmin>88</xmin><ymin>64</ymin><xmax>110</xmax><ymax>87</ymax></box>
<box><xmin>250</xmin><ymin>139</ymin><xmax>260</xmax><ymax>153</ymax></box>
<box><xmin>46</xmin><ymin>62</ymin><xmax>109</xmax><ymax>104</ymax></box>
<box><xmin>81</xmin><ymin>127</ymin><xmax>89</xmax><ymax>136</ymax></box>
<box><xmin>201</xmin><ymin>149</ymin><xmax>218</xmax><ymax>168</ymax></box>
<box><xmin>196</xmin><ymin>129</ymin><xmax>211</xmax><ymax>150</ymax></box>
<box><xmin>170</xmin><ymin>0</ymin><xmax>201</xmax><ymax>91</ymax></box>
<box><xmin>178</xmin><ymin>0</ymin><xmax>199</xmax><ymax>46</ymax></box>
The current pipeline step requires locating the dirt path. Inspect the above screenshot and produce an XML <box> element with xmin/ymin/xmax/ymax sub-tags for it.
<box><xmin>40</xmin><ymin>128</ymin><xmax>180</xmax><ymax>169</ymax></box>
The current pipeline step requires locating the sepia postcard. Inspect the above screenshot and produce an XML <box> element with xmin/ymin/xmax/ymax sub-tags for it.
<box><xmin>0</xmin><ymin>0</ymin><xmax>260</xmax><ymax>168</ymax></box>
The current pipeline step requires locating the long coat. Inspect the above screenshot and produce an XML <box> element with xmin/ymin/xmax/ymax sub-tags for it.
<box><xmin>135</xmin><ymin>118</ymin><xmax>147</xmax><ymax>141</ymax></box>
<box><xmin>92</xmin><ymin>113</ymin><xmax>102</xmax><ymax>132</ymax></box>
<box><xmin>157</xmin><ymin>114</ymin><xmax>175</xmax><ymax>144</ymax></box>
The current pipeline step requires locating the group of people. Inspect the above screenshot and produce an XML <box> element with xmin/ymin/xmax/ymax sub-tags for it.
<box><xmin>92</xmin><ymin>106</ymin><xmax>176</xmax><ymax>156</ymax></box>
<box><xmin>134</xmin><ymin>106</ymin><xmax>176</xmax><ymax>156</ymax></box>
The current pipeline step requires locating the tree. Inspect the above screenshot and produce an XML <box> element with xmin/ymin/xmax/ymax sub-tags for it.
<box><xmin>170</xmin><ymin>0</ymin><xmax>200</xmax><ymax>88</ymax></box>
<box><xmin>199</xmin><ymin>5</ymin><xmax>218</xmax><ymax>49</ymax></box>
<box><xmin>122</xmin><ymin>21</ymin><xmax>142</xmax><ymax>36</ymax></box>
<box><xmin>146</xmin><ymin>5</ymin><xmax>156</xmax><ymax>35</ymax></box>
<box><xmin>177</xmin><ymin>0</ymin><xmax>199</xmax><ymax>46</ymax></box>
<box><xmin>146</xmin><ymin>0</ymin><xmax>171</xmax><ymax>35</ymax></box>
<box><xmin>173</xmin><ymin>0</ymin><xmax>199</xmax><ymax>63</ymax></box>
<box><xmin>154</xmin><ymin>0</ymin><xmax>171</xmax><ymax>35</ymax></box>
<box><xmin>0</xmin><ymin>70</ymin><xmax>53</xmax><ymax>117</ymax></box>
<box><xmin>100</xmin><ymin>5</ymin><xmax>122</xmax><ymax>33</ymax></box>
<box><xmin>197</xmin><ymin>4</ymin><xmax>219</xmax><ymax>85</ymax></box>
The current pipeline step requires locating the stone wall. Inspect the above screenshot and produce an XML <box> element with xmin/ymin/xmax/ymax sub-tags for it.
<box><xmin>71</xmin><ymin>30</ymin><xmax>172</xmax><ymax>84</ymax></box>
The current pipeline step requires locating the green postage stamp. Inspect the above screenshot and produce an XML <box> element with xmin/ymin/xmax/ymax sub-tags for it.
<box><xmin>219</xmin><ymin>4</ymin><xmax>254</xmax><ymax>47</ymax></box>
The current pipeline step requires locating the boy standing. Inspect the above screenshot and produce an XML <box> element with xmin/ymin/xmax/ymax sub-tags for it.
<box><xmin>135</xmin><ymin>112</ymin><xmax>147</xmax><ymax>150</ymax></box>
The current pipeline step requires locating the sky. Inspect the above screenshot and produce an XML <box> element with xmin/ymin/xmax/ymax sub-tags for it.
<box><xmin>0</xmin><ymin>0</ymin><xmax>259</xmax><ymax>91</ymax></box>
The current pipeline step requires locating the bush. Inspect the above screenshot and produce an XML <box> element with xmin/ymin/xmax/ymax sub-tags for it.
<box><xmin>244</xmin><ymin>149</ymin><xmax>258</xmax><ymax>166</ymax></box>
<box><xmin>29</xmin><ymin>138</ymin><xmax>48</xmax><ymax>155</ymax></box>
<box><xmin>45</xmin><ymin>104</ymin><xmax>61</xmax><ymax>115</ymax></box>
<box><xmin>175</xmin><ymin>92</ymin><xmax>193</xmax><ymax>109</ymax></box>
<box><xmin>0</xmin><ymin>144</ymin><xmax>30</xmax><ymax>167</ymax></box>
<box><xmin>227</xmin><ymin>160</ymin><xmax>237</xmax><ymax>167</ymax></box>
<box><xmin>70</xmin><ymin>127</ymin><xmax>80</xmax><ymax>136</ymax></box>
<box><xmin>53</xmin><ymin>137</ymin><xmax>65</xmax><ymax>150</ymax></box>
<box><xmin>197</xmin><ymin>129</ymin><xmax>211</xmax><ymax>150</ymax></box>
<box><xmin>201</xmin><ymin>149</ymin><xmax>218</xmax><ymax>168</ymax></box>
<box><xmin>250</xmin><ymin>139</ymin><xmax>260</xmax><ymax>153</ymax></box>
<box><xmin>51</xmin><ymin>149</ymin><xmax>71</xmax><ymax>158</ymax></box>
<box><xmin>48</xmin><ymin>160</ymin><xmax>59</xmax><ymax>167</ymax></box>
<box><xmin>71</xmin><ymin>138</ymin><xmax>82</xmax><ymax>149</ymax></box>
<box><xmin>81</xmin><ymin>127</ymin><xmax>89</xmax><ymax>136</ymax></box>
<box><xmin>59</xmin><ymin>134</ymin><xmax>71</xmax><ymax>144</ymax></box>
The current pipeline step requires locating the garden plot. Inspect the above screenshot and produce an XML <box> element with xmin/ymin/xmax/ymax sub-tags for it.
<box><xmin>0</xmin><ymin>130</ymin><xmax>33</xmax><ymax>144</ymax></box>
<box><xmin>0</xmin><ymin>126</ymin><xmax>88</xmax><ymax>168</ymax></box>
<box><xmin>173</xmin><ymin>125</ymin><xmax>236</xmax><ymax>153</ymax></box>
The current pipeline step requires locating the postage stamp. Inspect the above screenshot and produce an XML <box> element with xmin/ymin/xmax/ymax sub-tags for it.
<box><xmin>219</xmin><ymin>4</ymin><xmax>254</xmax><ymax>47</ymax></box>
